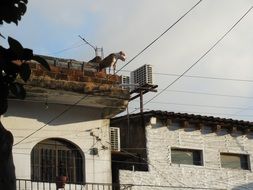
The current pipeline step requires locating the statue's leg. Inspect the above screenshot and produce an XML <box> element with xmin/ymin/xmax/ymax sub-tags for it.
<box><xmin>113</xmin><ymin>64</ymin><xmax>116</xmax><ymax>74</ymax></box>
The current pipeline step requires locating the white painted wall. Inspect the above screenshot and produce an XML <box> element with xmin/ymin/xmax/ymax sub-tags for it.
<box><xmin>2</xmin><ymin>100</ymin><xmax>112</xmax><ymax>184</ymax></box>
<box><xmin>119</xmin><ymin>118</ymin><xmax>253</xmax><ymax>190</ymax></box>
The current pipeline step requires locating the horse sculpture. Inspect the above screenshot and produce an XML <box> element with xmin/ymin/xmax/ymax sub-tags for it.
<box><xmin>89</xmin><ymin>51</ymin><xmax>126</xmax><ymax>74</ymax></box>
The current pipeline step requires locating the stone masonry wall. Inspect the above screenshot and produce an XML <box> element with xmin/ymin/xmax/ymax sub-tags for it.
<box><xmin>27</xmin><ymin>61</ymin><xmax>123</xmax><ymax>94</ymax></box>
<box><xmin>119</xmin><ymin>118</ymin><xmax>253</xmax><ymax>190</ymax></box>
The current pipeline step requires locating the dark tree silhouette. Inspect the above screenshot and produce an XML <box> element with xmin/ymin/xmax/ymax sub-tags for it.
<box><xmin>0</xmin><ymin>0</ymin><xmax>28</xmax><ymax>25</ymax></box>
<box><xmin>0</xmin><ymin>1</ymin><xmax>50</xmax><ymax>189</ymax></box>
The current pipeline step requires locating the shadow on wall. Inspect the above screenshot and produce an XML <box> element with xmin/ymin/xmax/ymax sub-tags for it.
<box><xmin>232</xmin><ymin>182</ymin><xmax>253</xmax><ymax>190</ymax></box>
<box><xmin>3</xmin><ymin>100</ymin><xmax>102</xmax><ymax>125</ymax></box>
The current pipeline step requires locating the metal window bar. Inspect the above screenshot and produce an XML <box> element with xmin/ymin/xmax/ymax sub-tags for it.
<box><xmin>17</xmin><ymin>179</ymin><xmax>132</xmax><ymax>190</ymax></box>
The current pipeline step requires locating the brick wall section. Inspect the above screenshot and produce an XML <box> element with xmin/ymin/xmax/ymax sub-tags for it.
<box><xmin>27</xmin><ymin>62</ymin><xmax>128</xmax><ymax>97</ymax></box>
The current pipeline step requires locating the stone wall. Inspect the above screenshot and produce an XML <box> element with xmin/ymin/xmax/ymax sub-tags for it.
<box><xmin>27</xmin><ymin>61</ymin><xmax>125</xmax><ymax>95</ymax></box>
<box><xmin>119</xmin><ymin>118</ymin><xmax>253</xmax><ymax>190</ymax></box>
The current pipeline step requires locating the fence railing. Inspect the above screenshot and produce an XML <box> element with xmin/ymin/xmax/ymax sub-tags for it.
<box><xmin>16</xmin><ymin>179</ymin><xmax>133</xmax><ymax>190</ymax></box>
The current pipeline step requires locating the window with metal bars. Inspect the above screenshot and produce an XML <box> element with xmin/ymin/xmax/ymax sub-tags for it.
<box><xmin>31</xmin><ymin>138</ymin><xmax>84</xmax><ymax>183</ymax></box>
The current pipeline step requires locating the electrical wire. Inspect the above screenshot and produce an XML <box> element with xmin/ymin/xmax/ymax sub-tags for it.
<box><xmin>115</xmin><ymin>0</ymin><xmax>203</xmax><ymax>74</ymax></box>
<box><xmin>100</xmin><ymin>140</ymin><xmax>187</xmax><ymax>187</ymax></box>
<box><xmin>11</xmin><ymin>1</ymin><xmax>202</xmax><ymax>147</ymax></box>
<box><xmin>158</xmin><ymin>89</ymin><xmax>253</xmax><ymax>100</ymax></box>
<box><xmin>133</xmin><ymin>100</ymin><xmax>249</xmax><ymax>110</ymax></box>
<box><xmin>13</xmin><ymin>94</ymin><xmax>89</xmax><ymax>146</ymax></box>
<box><xmin>132</xmin><ymin>6</ymin><xmax>253</xmax><ymax>114</ymax></box>
<box><xmin>119</xmin><ymin>70</ymin><xmax>253</xmax><ymax>84</ymax></box>
<box><xmin>49</xmin><ymin>43</ymin><xmax>85</xmax><ymax>56</ymax></box>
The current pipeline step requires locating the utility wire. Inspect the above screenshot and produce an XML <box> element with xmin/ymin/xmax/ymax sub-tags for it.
<box><xmin>132</xmin><ymin>6</ymin><xmax>253</xmax><ymax>113</ymax></box>
<box><xmin>158</xmin><ymin>89</ymin><xmax>253</xmax><ymax>100</ymax></box>
<box><xmin>115</xmin><ymin>0</ymin><xmax>203</xmax><ymax>74</ymax></box>
<box><xmin>12</xmin><ymin>2</ymin><xmax>201</xmax><ymax>146</ymax></box>
<box><xmin>49</xmin><ymin>43</ymin><xmax>85</xmax><ymax>55</ymax></box>
<box><xmin>101</xmin><ymin>140</ymin><xmax>187</xmax><ymax>187</ymax></box>
<box><xmin>120</xmin><ymin>70</ymin><xmax>253</xmax><ymax>83</ymax></box>
<box><xmin>139</xmin><ymin>100</ymin><xmax>248</xmax><ymax>110</ymax></box>
<box><xmin>13</xmin><ymin>94</ymin><xmax>89</xmax><ymax>146</ymax></box>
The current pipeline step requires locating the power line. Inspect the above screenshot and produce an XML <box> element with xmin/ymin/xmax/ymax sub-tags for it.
<box><xmin>49</xmin><ymin>43</ymin><xmax>85</xmax><ymax>56</ymax></box>
<box><xmin>141</xmin><ymin>100</ymin><xmax>248</xmax><ymax>110</ymax></box>
<box><xmin>13</xmin><ymin>94</ymin><xmax>89</xmax><ymax>146</ymax></box>
<box><xmin>115</xmin><ymin>0</ymin><xmax>203</xmax><ymax>74</ymax></box>
<box><xmin>120</xmin><ymin>70</ymin><xmax>253</xmax><ymax>83</ymax></box>
<box><xmin>155</xmin><ymin>73</ymin><xmax>253</xmax><ymax>83</ymax></box>
<box><xmin>135</xmin><ymin>6</ymin><xmax>253</xmax><ymax>113</ymax></box>
<box><xmin>101</xmin><ymin>140</ymin><xmax>187</xmax><ymax>187</ymax></box>
<box><xmin>158</xmin><ymin>89</ymin><xmax>253</xmax><ymax>100</ymax></box>
<box><xmin>12</xmin><ymin>1</ymin><xmax>202</xmax><ymax>147</ymax></box>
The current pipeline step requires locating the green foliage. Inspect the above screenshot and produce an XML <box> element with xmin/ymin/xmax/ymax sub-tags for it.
<box><xmin>0</xmin><ymin>0</ymin><xmax>28</xmax><ymax>25</ymax></box>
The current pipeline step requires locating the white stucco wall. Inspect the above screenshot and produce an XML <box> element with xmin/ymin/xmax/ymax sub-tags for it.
<box><xmin>119</xmin><ymin>118</ymin><xmax>253</xmax><ymax>190</ymax></box>
<box><xmin>2</xmin><ymin>100</ymin><xmax>112</xmax><ymax>184</ymax></box>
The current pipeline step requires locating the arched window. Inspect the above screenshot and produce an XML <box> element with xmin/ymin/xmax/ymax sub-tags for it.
<box><xmin>31</xmin><ymin>138</ymin><xmax>84</xmax><ymax>183</ymax></box>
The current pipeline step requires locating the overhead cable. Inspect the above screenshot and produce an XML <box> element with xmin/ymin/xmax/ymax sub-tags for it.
<box><xmin>139</xmin><ymin>6</ymin><xmax>253</xmax><ymax>112</ymax></box>
<box><xmin>115</xmin><ymin>0</ymin><xmax>203</xmax><ymax>73</ymax></box>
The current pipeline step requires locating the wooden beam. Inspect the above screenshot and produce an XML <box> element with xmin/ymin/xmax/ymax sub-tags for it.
<box><xmin>165</xmin><ymin>119</ymin><xmax>172</xmax><ymax>126</ymax></box>
<box><xmin>228</xmin><ymin>126</ymin><xmax>237</xmax><ymax>134</ymax></box>
<box><xmin>212</xmin><ymin>124</ymin><xmax>221</xmax><ymax>133</ymax></box>
<box><xmin>242</xmin><ymin>128</ymin><xmax>251</xmax><ymax>135</ymax></box>
<box><xmin>196</xmin><ymin>123</ymin><xmax>204</xmax><ymax>130</ymax></box>
<box><xmin>181</xmin><ymin>121</ymin><xmax>189</xmax><ymax>128</ymax></box>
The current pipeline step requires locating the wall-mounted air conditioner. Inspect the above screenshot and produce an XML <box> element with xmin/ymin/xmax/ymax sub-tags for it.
<box><xmin>130</xmin><ymin>64</ymin><xmax>153</xmax><ymax>90</ymax></box>
<box><xmin>110</xmin><ymin>127</ymin><xmax>120</xmax><ymax>151</ymax></box>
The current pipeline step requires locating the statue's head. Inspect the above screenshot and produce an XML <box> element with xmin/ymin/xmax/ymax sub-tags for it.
<box><xmin>118</xmin><ymin>51</ymin><xmax>126</xmax><ymax>61</ymax></box>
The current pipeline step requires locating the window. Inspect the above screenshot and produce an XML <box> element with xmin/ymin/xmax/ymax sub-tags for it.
<box><xmin>171</xmin><ymin>148</ymin><xmax>203</xmax><ymax>166</ymax></box>
<box><xmin>220</xmin><ymin>153</ymin><xmax>250</xmax><ymax>170</ymax></box>
<box><xmin>31</xmin><ymin>138</ymin><xmax>84</xmax><ymax>183</ymax></box>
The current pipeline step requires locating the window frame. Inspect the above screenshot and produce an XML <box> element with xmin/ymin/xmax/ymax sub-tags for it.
<box><xmin>31</xmin><ymin>138</ymin><xmax>84</xmax><ymax>183</ymax></box>
<box><xmin>220</xmin><ymin>152</ymin><xmax>250</xmax><ymax>171</ymax></box>
<box><xmin>170</xmin><ymin>147</ymin><xmax>203</xmax><ymax>166</ymax></box>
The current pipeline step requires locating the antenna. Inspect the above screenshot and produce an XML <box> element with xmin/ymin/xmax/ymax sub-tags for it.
<box><xmin>78</xmin><ymin>35</ymin><xmax>104</xmax><ymax>58</ymax></box>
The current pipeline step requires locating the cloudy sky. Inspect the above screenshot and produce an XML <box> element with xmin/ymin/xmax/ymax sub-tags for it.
<box><xmin>1</xmin><ymin>0</ymin><xmax>253</xmax><ymax>121</ymax></box>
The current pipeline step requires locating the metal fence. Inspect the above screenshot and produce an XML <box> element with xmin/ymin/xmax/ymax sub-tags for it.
<box><xmin>16</xmin><ymin>179</ymin><xmax>132</xmax><ymax>190</ymax></box>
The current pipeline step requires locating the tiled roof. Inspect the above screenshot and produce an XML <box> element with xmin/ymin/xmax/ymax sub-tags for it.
<box><xmin>148</xmin><ymin>110</ymin><xmax>253</xmax><ymax>127</ymax></box>
<box><xmin>113</xmin><ymin>110</ymin><xmax>253</xmax><ymax>130</ymax></box>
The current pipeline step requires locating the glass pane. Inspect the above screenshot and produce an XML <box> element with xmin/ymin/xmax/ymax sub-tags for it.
<box><xmin>241</xmin><ymin>155</ymin><xmax>249</xmax><ymax>170</ymax></box>
<box><xmin>172</xmin><ymin>149</ymin><xmax>194</xmax><ymax>165</ymax></box>
<box><xmin>221</xmin><ymin>154</ymin><xmax>249</xmax><ymax>170</ymax></box>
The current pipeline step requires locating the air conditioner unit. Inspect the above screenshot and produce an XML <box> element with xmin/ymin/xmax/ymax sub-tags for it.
<box><xmin>120</xmin><ymin>75</ymin><xmax>130</xmax><ymax>90</ymax></box>
<box><xmin>130</xmin><ymin>64</ymin><xmax>153</xmax><ymax>90</ymax></box>
<box><xmin>110</xmin><ymin>127</ymin><xmax>120</xmax><ymax>151</ymax></box>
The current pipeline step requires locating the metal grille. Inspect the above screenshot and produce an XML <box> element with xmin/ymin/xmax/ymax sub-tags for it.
<box><xmin>31</xmin><ymin>138</ymin><xmax>83</xmax><ymax>183</ymax></box>
<box><xmin>16</xmin><ymin>179</ymin><xmax>133</xmax><ymax>190</ymax></box>
<box><xmin>110</xmin><ymin>127</ymin><xmax>120</xmax><ymax>151</ymax></box>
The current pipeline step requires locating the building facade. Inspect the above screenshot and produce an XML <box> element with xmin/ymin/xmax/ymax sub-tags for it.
<box><xmin>111</xmin><ymin>111</ymin><xmax>253</xmax><ymax>190</ymax></box>
<box><xmin>2</xmin><ymin>55</ymin><xmax>130</xmax><ymax>190</ymax></box>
